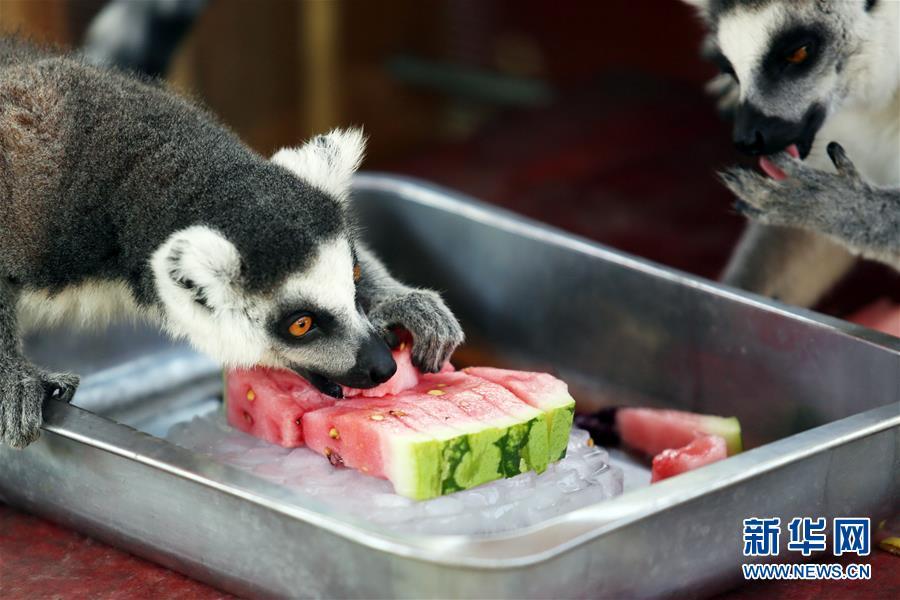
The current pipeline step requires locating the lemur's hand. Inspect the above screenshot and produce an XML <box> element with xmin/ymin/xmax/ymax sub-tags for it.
<box><xmin>723</xmin><ymin>143</ymin><xmax>870</xmax><ymax>231</ymax></box>
<box><xmin>0</xmin><ymin>362</ymin><xmax>79</xmax><ymax>449</ymax></box>
<box><xmin>368</xmin><ymin>289</ymin><xmax>464</xmax><ymax>373</ymax></box>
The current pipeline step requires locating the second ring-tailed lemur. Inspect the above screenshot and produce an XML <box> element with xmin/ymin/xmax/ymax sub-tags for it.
<box><xmin>0</xmin><ymin>38</ymin><xmax>463</xmax><ymax>449</ymax></box>
<box><xmin>683</xmin><ymin>0</ymin><xmax>900</xmax><ymax>303</ymax></box>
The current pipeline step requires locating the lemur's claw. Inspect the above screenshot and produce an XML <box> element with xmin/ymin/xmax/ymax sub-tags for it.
<box><xmin>826</xmin><ymin>142</ymin><xmax>860</xmax><ymax>180</ymax></box>
<box><xmin>41</xmin><ymin>371</ymin><xmax>80</xmax><ymax>403</ymax></box>
<box><xmin>733</xmin><ymin>198</ymin><xmax>761</xmax><ymax>218</ymax></box>
<box><xmin>369</xmin><ymin>290</ymin><xmax>464</xmax><ymax>374</ymax></box>
<box><xmin>382</xmin><ymin>328</ymin><xmax>401</xmax><ymax>350</ymax></box>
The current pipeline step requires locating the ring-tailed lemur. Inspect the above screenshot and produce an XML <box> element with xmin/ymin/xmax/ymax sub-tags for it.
<box><xmin>683</xmin><ymin>0</ymin><xmax>900</xmax><ymax>303</ymax></box>
<box><xmin>0</xmin><ymin>38</ymin><xmax>463</xmax><ymax>449</ymax></box>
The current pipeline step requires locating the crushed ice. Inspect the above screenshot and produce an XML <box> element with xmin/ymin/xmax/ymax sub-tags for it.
<box><xmin>167</xmin><ymin>410</ymin><xmax>624</xmax><ymax>535</ymax></box>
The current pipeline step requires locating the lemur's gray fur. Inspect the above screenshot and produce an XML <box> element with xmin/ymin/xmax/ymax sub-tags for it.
<box><xmin>0</xmin><ymin>39</ymin><xmax>463</xmax><ymax>449</ymax></box>
<box><xmin>684</xmin><ymin>0</ymin><xmax>900</xmax><ymax>304</ymax></box>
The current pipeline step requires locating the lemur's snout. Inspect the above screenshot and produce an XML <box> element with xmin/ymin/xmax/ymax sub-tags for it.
<box><xmin>732</xmin><ymin>103</ymin><xmax>798</xmax><ymax>156</ymax></box>
<box><xmin>732</xmin><ymin>103</ymin><xmax>826</xmax><ymax>159</ymax></box>
<box><xmin>348</xmin><ymin>332</ymin><xmax>397</xmax><ymax>387</ymax></box>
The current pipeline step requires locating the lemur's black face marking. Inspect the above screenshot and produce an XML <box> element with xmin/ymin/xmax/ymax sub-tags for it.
<box><xmin>272</xmin><ymin>306</ymin><xmax>335</xmax><ymax>345</ymax></box>
<box><xmin>271</xmin><ymin>301</ymin><xmax>395</xmax><ymax>394</ymax></box>
<box><xmin>705</xmin><ymin>0</ymin><xmax>870</xmax><ymax>161</ymax></box>
<box><xmin>733</xmin><ymin>101</ymin><xmax>826</xmax><ymax>157</ymax></box>
<box><xmin>759</xmin><ymin>25</ymin><xmax>827</xmax><ymax>92</ymax></box>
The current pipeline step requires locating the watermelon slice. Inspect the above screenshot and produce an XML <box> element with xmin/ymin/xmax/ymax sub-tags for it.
<box><xmin>303</xmin><ymin>375</ymin><xmax>555</xmax><ymax>499</ymax></box>
<box><xmin>463</xmin><ymin>367</ymin><xmax>576</xmax><ymax>461</ymax></box>
<box><xmin>225</xmin><ymin>367</ymin><xmax>336</xmax><ymax>447</ymax></box>
<box><xmin>225</xmin><ymin>351</ymin><xmax>576</xmax><ymax>499</ymax></box>
<box><xmin>616</xmin><ymin>407</ymin><xmax>742</xmax><ymax>457</ymax></box>
<box><xmin>576</xmin><ymin>406</ymin><xmax>742</xmax><ymax>483</ymax></box>
<box><xmin>650</xmin><ymin>435</ymin><xmax>727</xmax><ymax>482</ymax></box>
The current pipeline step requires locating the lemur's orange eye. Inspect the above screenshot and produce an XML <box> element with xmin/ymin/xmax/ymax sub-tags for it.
<box><xmin>786</xmin><ymin>46</ymin><xmax>808</xmax><ymax>64</ymax></box>
<box><xmin>353</xmin><ymin>264</ymin><xmax>361</xmax><ymax>282</ymax></box>
<box><xmin>289</xmin><ymin>315</ymin><xmax>314</xmax><ymax>337</ymax></box>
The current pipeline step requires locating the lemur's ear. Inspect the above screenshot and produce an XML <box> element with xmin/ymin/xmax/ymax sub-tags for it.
<box><xmin>152</xmin><ymin>226</ymin><xmax>243</xmax><ymax>312</ymax></box>
<box><xmin>271</xmin><ymin>127</ymin><xmax>366</xmax><ymax>202</ymax></box>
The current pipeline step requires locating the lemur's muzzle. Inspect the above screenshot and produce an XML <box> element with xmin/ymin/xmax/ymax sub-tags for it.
<box><xmin>337</xmin><ymin>332</ymin><xmax>397</xmax><ymax>389</ymax></box>
<box><xmin>732</xmin><ymin>102</ymin><xmax>825</xmax><ymax>158</ymax></box>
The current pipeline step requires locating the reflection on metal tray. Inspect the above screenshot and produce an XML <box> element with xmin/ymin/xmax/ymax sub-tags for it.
<box><xmin>1</xmin><ymin>174</ymin><xmax>897</xmax><ymax>599</ymax></box>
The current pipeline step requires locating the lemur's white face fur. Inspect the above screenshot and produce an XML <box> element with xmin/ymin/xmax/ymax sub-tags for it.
<box><xmin>151</xmin><ymin>129</ymin><xmax>395</xmax><ymax>390</ymax></box>
<box><xmin>685</xmin><ymin>0</ymin><xmax>897</xmax><ymax>159</ymax></box>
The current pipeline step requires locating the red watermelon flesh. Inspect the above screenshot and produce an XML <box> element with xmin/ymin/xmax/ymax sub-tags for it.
<box><xmin>303</xmin><ymin>382</ymin><xmax>550</xmax><ymax>493</ymax></box>
<box><xmin>650</xmin><ymin>434</ymin><xmax>727</xmax><ymax>482</ymax></box>
<box><xmin>302</xmin><ymin>398</ymin><xmax>445</xmax><ymax>478</ymax></box>
<box><xmin>226</xmin><ymin>367</ymin><xmax>336</xmax><ymax>447</ymax></box>
<box><xmin>616</xmin><ymin>407</ymin><xmax>742</xmax><ymax>457</ymax></box>
<box><xmin>849</xmin><ymin>299</ymin><xmax>900</xmax><ymax>338</ymax></box>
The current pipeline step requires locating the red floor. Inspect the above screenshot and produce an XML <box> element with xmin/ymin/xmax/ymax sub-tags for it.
<box><xmin>0</xmin><ymin>505</ymin><xmax>233</xmax><ymax>599</ymax></box>
<box><xmin>2</xmin><ymin>78</ymin><xmax>897</xmax><ymax>598</ymax></box>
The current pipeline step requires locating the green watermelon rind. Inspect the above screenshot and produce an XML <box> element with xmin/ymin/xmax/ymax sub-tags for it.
<box><xmin>699</xmin><ymin>415</ymin><xmax>743</xmax><ymax>456</ymax></box>
<box><xmin>382</xmin><ymin>413</ymin><xmax>557</xmax><ymax>500</ymax></box>
<box><xmin>383</xmin><ymin>434</ymin><xmax>443</xmax><ymax>500</ymax></box>
<box><xmin>526</xmin><ymin>394</ymin><xmax>575</xmax><ymax>462</ymax></box>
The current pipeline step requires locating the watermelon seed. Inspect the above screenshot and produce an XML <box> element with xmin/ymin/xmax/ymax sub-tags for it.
<box><xmin>388</xmin><ymin>410</ymin><xmax>406</xmax><ymax>417</ymax></box>
<box><xmin>428</xmin><ymin>389</ymin><xmax>445</xmax><ymax>396</ymax></box>
<box><xmin>399</xmin><ymin>342</ymin><xmax>406</xmax><ymax>350</ymax></box>
<box><xmin>246</xmin><ymin>389</ymin><xmax>256</xmax><ymax>402</ymax></box>
<box><xmin>295</xmin><ymin>418</ymin><xmax>302</xmax><ymax>426</ymax></box>
<box><xmin>436</xmin><ymin>383</ymin><xmax>447</xmax><ymax>388</ymax></box>
<box><xmin>324</xmin><ymin>447</ymin><xmax>344</xmax><ymax>467</ymax></box>
<box><xmin>243</xmin><ymin>411</ymin><xmax>254</xmax><ymax>425</ymax></box>
<box><xmin>329</xmin><ymin>427</ymin><xmax>340</xmax><ymax>439</ymax></box>
<box><xmin>370</xmin><ymin>414</ymin><xmax>385</xmax><ymax>421</ymax></box>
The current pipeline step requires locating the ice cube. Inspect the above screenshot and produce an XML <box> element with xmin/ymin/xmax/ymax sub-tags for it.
<box><xmin>372</xmin><ymin>493</ymin><xmax>414</xmax><ymax>509</ymax></box>
<box><xmin>569</xmin><ymin>428</ymin><xmax>591</xmax><ymax>447</ymax></box>
<box><xmin>423</xmin><ymin>496</ymin><xmax>464</xmax><ymax>517</ymax></box>
<box><xmin>556</xmin><ymin>470</ymin><xmax>585</xmax><ymax>494</ymax></box>
<box><xmin>164</xmin><ymin>417</ymin><xmax>625</xmax><ymax>536</ymax></box>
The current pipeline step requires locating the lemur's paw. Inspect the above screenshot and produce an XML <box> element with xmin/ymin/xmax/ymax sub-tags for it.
<box><xmin>0</xmin><ymin>366</ymin><xmax>68</xmax><ymax>448</ymax></box>
<box><xmin>40</xmin><ymin>370</ymin><xmax>80</xmax><ymax>403</ymax></box>
<box><xmin>723</xmin><ymin>144</ymin><xmax>870</xmax><ymax>231</ymax></box>
<box><xmin>0</xmin><ymin>366</ymin><xmax>80</xmax><ymax>449</ymax></box>
<box><xmin>369</xmin><ymin>289</ymin><xmax>464</xmax><ymax>373</ymax></box>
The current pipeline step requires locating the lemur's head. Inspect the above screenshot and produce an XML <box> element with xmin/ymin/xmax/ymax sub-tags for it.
<box><xmin>151</xmin><ymin>128</ymin><xmax>396</xmax><ymax>395</ymax></box>
<box><xmin>685</xmin><ymin>0</ymin><xmax>888</xmax><ymax>159</ymax></box>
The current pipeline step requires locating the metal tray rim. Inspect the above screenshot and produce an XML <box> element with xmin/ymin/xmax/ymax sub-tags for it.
<box><xmin>39</xmin><ymin>399</ymin><xmax>897</xmax><ymax>569</ymax></box>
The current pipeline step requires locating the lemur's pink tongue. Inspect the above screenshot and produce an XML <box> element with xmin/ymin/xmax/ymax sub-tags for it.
<box><xmin>759</xmin><ymin>144</ymin><xmax>800</xmax><ymax>181</ymax></box>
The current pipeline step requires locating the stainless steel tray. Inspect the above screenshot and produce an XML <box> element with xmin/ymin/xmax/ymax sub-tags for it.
<box><xmin>1</xmin><ymin>174</ymin><xmax>898</xmax><ymax>599</ymax></box>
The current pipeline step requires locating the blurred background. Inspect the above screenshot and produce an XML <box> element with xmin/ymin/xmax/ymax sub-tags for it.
<box><xmin>1</xmin><ymin>0</ymin><xmax>896</xmax><ymax>315</ymax></box>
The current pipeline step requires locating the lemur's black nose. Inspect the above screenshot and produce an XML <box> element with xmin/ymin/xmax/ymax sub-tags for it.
<box><xmin>732</xmin><ymin>102</ymin><xmax>798</xmax><ymax>156</ymax></box>
<box><xmin>356</xmin><ymin>333</ymin><xmax>396</xmax><ymax>385</ymax></box>
<box><xmin>734</xmin><ymin>130</ymin><xmax>767</xmax><ymax>155</ymax></box>
<box><xmin>369</xmin><ymin>360</ymin><xmax>396</xmax><ymax>385</ymax></box>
